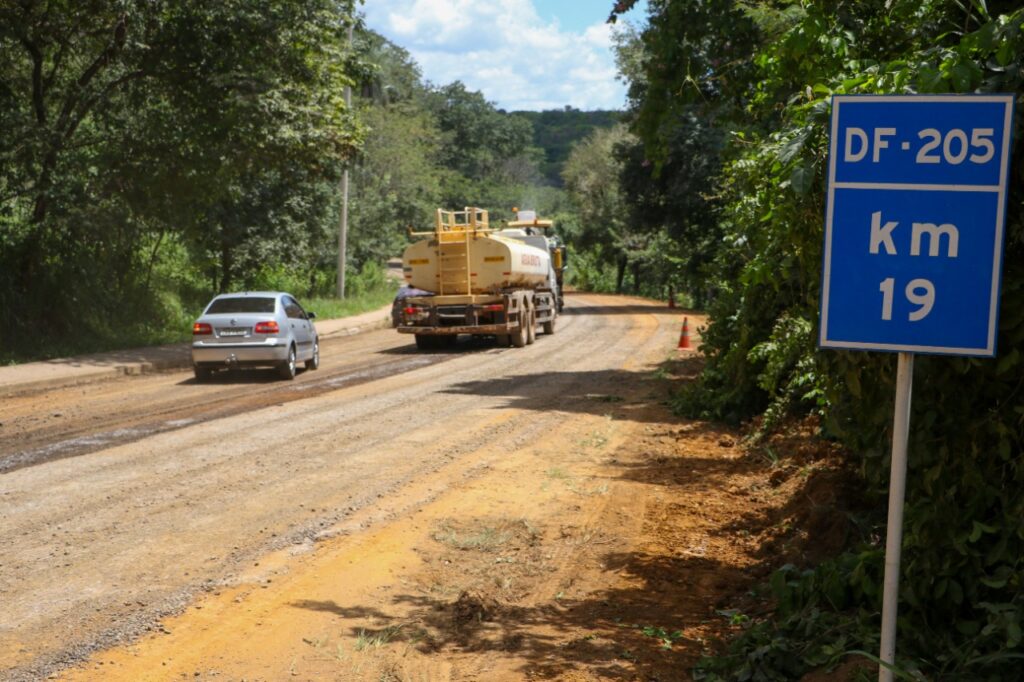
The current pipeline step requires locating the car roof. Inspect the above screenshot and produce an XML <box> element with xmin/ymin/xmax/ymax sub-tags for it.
<box><xmin>211</xmin><ymin>291</ymin><xmax>291</xmax><ymax>299</ymax></box>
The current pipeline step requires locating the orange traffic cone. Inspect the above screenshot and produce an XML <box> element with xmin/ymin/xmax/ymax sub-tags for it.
<box><xmin>677</xmin><ymin>317</ymin><xmax>691</xmax><ymax>350</ymax></box>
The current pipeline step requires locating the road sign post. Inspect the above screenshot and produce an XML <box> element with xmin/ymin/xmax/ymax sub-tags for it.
<box><xmin>819</xmin><ymin>94</ymin><xmax>1014</xmax><ymax>682</ymax></box>
<box><xmin>878</xmin><ymin>351</ymin><xmax>913</xmax><ymax>680</ymax></box>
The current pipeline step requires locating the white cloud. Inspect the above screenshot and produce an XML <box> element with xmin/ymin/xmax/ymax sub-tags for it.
<box><xmin>363</xmin><ymin>0</ymin><xmax>627</xmax><ymax>111</ymax></box>
<box><xmin>582</xmin><ymin>23</ymin><xmax>613</xmax><ymax>49</ymax></box>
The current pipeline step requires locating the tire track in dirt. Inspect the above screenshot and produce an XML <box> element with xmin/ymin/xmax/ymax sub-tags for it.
<box><xmin>0</xmin><ymin>303</ymin><xmax>590</xmax><ymax>475</ymax></box>
<box><xmin>0</xmin><ymin>353</ymin><xmax>448</xmax><ymax>474</ymax></box>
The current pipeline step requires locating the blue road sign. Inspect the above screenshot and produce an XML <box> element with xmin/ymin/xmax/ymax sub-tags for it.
<box><xmin>819</xmin><ymin>95</ymin><xmax>1015</xmax><ymax>356</ymax></box>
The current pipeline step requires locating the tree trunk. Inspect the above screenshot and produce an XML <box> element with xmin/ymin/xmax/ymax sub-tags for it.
<box><xmin>219</xmin><ymin>239</ymin><xmax>233</xmax><ymax>293</ymax></box>
<box><xmin>631</xmin><ymin>262</ymin><xmax>641</xmax><ymax>294</ymax></box>
<box><xmin>616</xmin><ymin>256</ymin><xmax>627</xmax><ymax>294</ymax></box>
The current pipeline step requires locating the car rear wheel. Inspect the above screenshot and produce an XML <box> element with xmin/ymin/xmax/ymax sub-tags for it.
<box><xmin>278</xmin><ymin>345</ymin><xmax>297</xmax><ymax>380</ymax></box>
<box><xmin>193</xmin><ymin>366</ymin><xmax>212</xmax><ymax>383</ymax></box>
<box><xmin>305</xmin><ymin>340</ymin><xmax>320</xmax><ymax>371</ymax></box>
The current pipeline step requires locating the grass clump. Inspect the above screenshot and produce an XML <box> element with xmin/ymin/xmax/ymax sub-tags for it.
<box><xmin>432</xmin><ymin>518</ymin><xmax>537</xmax><ymax>553</ymax></box>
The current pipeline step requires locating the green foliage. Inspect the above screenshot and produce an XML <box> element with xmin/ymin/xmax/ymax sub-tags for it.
<box><xmin>0</xmin><ymin>6</ymin><xmax>578</xmax><ymax>363</ymax></box>
<box><xmin>302</xmin><ymin>264</ymin><xmax>398</xmax><ymax>321</ymax></box>
<box><xmin>348</xmin><ymin>101</ymin><xmax>444</xmax><ymax>269</ymax></box>
<box><xmin>424</xmin><ymin>81</ymin><xmax>537</xmax><ymax>198</ymax></box>
<box><xmin>639</xmin><ymin>625</ymin><xmax>686</xmax><ymax>650</ymax></box>
<box><xmin>747</xmin><ymin>314</ymin><xmax>820</xmax><ymax>437</ymax></box>
<box><xmin>562</xmin><ymin>123</ymin><xmax>681</xmax><ymax>297</ymax></box>
<box><xmin>695</xmin><ymin>557</ymin><xmax>885</xmax><ymax>681</ymax></box>
<box><xmin>565</xmin><ymin>248</ymin><xmax>619</xmax><ymax>293</ymax></box>
<box><xmin>513</xmin><ymin>108</ymin><xmax>622</xmax><ymax>186</ymax></box>
<box><xmin>623</xmin><ymin>0</ymin><xmax>1024</xmax><ymax>679</ymax></box>
<box><xmin>0</xmin><ymin>0</ymin><xmax>361</xmax><ymax>356</ymax></box>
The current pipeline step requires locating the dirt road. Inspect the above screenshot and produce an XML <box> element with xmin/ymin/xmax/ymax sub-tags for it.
<box><xmin>1</xmin><ymin>293</ymin><xmax>845</xmax><ymax>681</ymax></box>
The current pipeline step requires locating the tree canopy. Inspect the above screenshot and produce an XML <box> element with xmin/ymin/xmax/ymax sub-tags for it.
<box><xmin>607</xmin><ymin>1</ymin><xmax>1024</xmax><ymax>678</ymax></box>
<box><xmin>0</xmin><ymin>0</ymin><xmax>361</xmax><ymax>349</ymax></box>
<box><xmin>0</xmin><ymin>4</ymin><xmax>591</xmax><ymax>359</ymax></box>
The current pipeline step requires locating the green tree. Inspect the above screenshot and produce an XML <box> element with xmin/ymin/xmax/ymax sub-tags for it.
<box><xmin>347</xmin><ymin>102</ymin><xmax>443</xmax><ymax>269</ymax></box>
<box><xmin>513</xmin><ymin>107</ymin><xmax>621</xmax><ymax>186</ymax></box>
<box><xmin>563</xmin><ymin>124</ymin><xmax>649</xmax><ymax>293</ymax></box>
<box><xmin>0</xmin><ymin>0</ymin><xmax>361</xmax><ymax>350</ymax></box>
<box><xmin>423</xmin><ymin>81</ymin><xmax>537</xmax><ymax>207</ymax></box>
<box><xmin>613</xmin><ymin>0</ymin><xmax>1024</xmax><ymax>678</ymax></box>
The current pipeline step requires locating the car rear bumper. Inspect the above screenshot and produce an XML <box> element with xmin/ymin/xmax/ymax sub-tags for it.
<box><xmin>191</xmin><ymin>340</ymin><xmax>289</xmax><ymax>366</ymax></box>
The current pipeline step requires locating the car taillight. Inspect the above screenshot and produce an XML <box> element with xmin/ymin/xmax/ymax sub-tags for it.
<box><xmin>403</xmin><ymin>306</ymin><xmax>419</xmax><ymax>315</ymax></box>
<box><xmin>193</xmin><ymin>322</ymin><xmax>212</xmax><ymax>335</ymax></box>
<box><xmin>254</xmin><ymin>321</ymin><xmax>279</xmax><ymax>334</ymax></box>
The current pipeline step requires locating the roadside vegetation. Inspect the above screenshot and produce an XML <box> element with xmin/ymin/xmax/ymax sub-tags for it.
<box><xmin>604</xmin><ymin>1</ymin><xmax>1024</xmax><ymax>679</ymax></box>
<box><xmin>0</xmin><ymin>3</ymin><xmax>620</xmax><ymax>363</ymax></box>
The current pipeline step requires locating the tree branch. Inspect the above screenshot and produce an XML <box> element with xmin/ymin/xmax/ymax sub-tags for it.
<box><xmin>16</xmin><ymin>32</ymin><xmax>47</xmax><ymax>124</ymax></box>
<box><xmin>52</xmin><ymin>14</ymin><xmax>127</xmax><ymax>139</ymax></box>
<box><xmin>64</xmin><ymin>69</ymin><xmax>147</xmax><ymax>142</ymax></box>
<box><xmin>29</xmin><ymin>13</ymin><xmax>130</xmax><ymax>225</ymax></box>
<box><xmin>44</xmin><ymin>34</ymin><xmax>69</xmax><ymax>91</ymax></box>
<box><xmin>77</xmin><ymin>15</ymin><xmax>127</xmax><ymax>88</ymax></box>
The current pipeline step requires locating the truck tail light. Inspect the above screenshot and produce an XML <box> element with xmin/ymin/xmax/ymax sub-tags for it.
<box><xmin>254</xmin><ymin>321</ymin><xmax>280</xmax><ymax>334</ymax></box>
<box><xmin>193</xmin><ymin>322</ymin><xmax>212</xmax><ymax>335</ymax></box>
<box><xmin>483</xmin><ymin>304</ymin><xmax>504</xmax><ymax>312</ymax></box>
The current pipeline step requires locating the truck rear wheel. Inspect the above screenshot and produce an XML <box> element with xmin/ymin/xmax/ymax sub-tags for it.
<box><xmin>542</xmin><ymin>314</ymin><xmax>555</xmax><ymax>335</ymax></box>
<box><xmin>526</xmin><ymin>309</ymin><xmax>536</xmax><ymax>345</ymax></box>
<box><xmin>511</xmin><ymin>319</ymin><xmax>527</xmax><ymax>348</ymax></box>
<box><xmin>414</xmin><ymin>334</ymin><xmax>435</xmax><ymax>350</ymax></box>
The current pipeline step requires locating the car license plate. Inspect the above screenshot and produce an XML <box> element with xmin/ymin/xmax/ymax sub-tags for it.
<box><xmin>219</xmin><ymin>328</ymin><xmax>247</xmax><ymax>337</ymax></box>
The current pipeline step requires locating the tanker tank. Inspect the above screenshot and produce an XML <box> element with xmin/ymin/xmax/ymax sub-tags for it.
<box><xmin>402</xmin><ymin>232</ymin><xmax>550</xmax><ymax>295</ymax></box>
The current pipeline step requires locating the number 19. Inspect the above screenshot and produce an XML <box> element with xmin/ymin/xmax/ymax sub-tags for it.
<box><xmin>880</xmin><ymin>278</ymin><xmax>935</xmax><ymax>321</ymax></box>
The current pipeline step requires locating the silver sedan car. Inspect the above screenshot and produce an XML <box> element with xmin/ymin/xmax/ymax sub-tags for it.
<box><xmin>191</xmin><ymin>291</ymin><xmax>320</xmax><ymax>381</ymax></box>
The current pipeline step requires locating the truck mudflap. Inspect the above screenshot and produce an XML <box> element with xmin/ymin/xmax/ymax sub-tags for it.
<box><xmin>397</xmin><ymin>324</ymin><xmax>511</xmax><ymax>336</ymax></box>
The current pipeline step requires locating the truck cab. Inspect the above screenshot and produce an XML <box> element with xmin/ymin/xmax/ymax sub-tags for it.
<box><xmin>499</xmin><ymin>210</ymin><xmax>567</xmax><ymax>312</ymax></box>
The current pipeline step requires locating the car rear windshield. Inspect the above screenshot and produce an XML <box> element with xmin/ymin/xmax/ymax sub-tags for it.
<box><xmin>206</xmin><ymin>297</ymin><xmax>276</xmax><ymax>314</ymax></box>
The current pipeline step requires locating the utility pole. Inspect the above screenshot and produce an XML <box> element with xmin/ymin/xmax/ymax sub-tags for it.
<box><xmin>337</xmin><ymin>20</ymin><xmax>354</xmax><ymax>299</ymax></box>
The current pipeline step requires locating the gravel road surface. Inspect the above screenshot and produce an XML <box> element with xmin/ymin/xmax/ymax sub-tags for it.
<box><xmin>0</xmin><ymin>293</ymin><xmax>686</xmax><ymax>681</ymax></box>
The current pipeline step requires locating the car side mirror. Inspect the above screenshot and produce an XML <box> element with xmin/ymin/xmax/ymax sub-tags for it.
<box><xmin>307</xmin><ymin>312</ymin><xmax>317</xmax><ymax>320</ymax></box>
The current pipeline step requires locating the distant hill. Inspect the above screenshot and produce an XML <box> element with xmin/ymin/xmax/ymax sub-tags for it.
<box><xmin>513</xmin><ymin>108</ymin><xmax>622</xmax><ymax>187</ymax></box>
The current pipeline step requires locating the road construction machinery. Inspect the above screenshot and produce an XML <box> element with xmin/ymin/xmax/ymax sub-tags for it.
<box><xmin>397</xmin><ymin>207</ymin><xmax>565</xmax><ymax>349</ymax></box>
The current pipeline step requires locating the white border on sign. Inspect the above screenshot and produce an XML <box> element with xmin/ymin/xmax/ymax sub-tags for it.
<box><xmin>832</xmin><ymin>182</ymin><xmax>1000</xmax><ymax>192</ymax></box>
<box><xmin>990</xmin><ymin>99</ymin><xmax>1014</xmax><ymax>355</ymax></box>
<box><xmin>818</xmin><ymin>94</ymin><xmax>1014</xmax><ymax>357</ymax></box>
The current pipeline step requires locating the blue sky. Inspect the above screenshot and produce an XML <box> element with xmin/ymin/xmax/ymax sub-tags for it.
<box><xmin>362</xmin><ymin>0</ymin><xmax>649</xmax><ymax>111</ymax></box>
<box><xmin>532</xmin><ymin>0</ymin><xmax>647</xmax><ymax>33</ymax></box>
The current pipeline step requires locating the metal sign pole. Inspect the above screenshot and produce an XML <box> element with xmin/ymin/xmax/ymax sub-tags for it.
<box><xmin>878</xmin><ymin>351</ymin><xmax>914</xmax><ymax>682</ymax></box>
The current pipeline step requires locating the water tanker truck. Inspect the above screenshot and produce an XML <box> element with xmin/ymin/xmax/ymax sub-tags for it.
<box><xmin>397</xmin><ymin>207</ymin><xmax>566</xmax><ymax>350</ymax></box>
